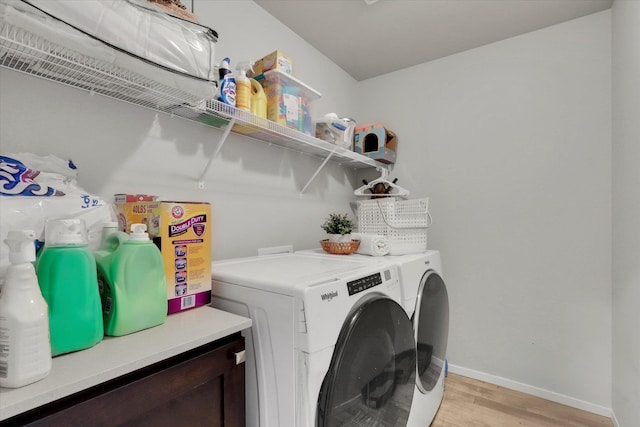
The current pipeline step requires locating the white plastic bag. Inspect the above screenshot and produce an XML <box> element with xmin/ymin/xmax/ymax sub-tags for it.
<box><xmin>0</xmin><ymin>153</ymin><xmax>115</xmax><ymax>281</ymax></box>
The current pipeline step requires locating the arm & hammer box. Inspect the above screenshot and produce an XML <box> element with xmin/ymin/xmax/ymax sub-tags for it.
<box><xmin>114</xmin><ymin>195</ymin><xmax>212</xmax><ymax>314</ymax></box>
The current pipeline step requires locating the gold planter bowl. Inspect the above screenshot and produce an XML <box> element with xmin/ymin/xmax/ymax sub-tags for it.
<box><xmin>320</xmin><ymin>239</ymin><xmax>360</xmax><ymax>255</ymax></box>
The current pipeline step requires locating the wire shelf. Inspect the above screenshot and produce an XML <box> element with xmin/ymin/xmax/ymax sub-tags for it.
<box><xmin>0</xmin><ymin>19</ymin><xmax>386</xmax><ymax>171</ymax></box>
<box><xmin>0</xmin><ymin>21</ymin><xmax>202</xmax><ymax>112</ymax></box>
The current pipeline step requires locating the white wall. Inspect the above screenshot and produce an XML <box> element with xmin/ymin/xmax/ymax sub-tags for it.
<box><xmin>357</xmin><ymin>12</ymin><xmax>612</xmax><ymax>413</ymax></box>
<box><xmin>0</xmin><ymin>0</ymin><xmax>359</xmax><ymax>260</ymax></box>
<box><xmin>612</xmin><ymin>1</ymin><xmax>640</xmax><ymax>426</ymax></box>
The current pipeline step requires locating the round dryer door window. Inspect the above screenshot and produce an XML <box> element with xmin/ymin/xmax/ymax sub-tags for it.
<box><xmin>317</xmin><ymin>295</ymin><xmax>416</xmax><ymax>427</ymax></box>
<box><xmin>414</xmin><ymin>271</ymin><xmax>449</xmax><ymax>393</ymax></box>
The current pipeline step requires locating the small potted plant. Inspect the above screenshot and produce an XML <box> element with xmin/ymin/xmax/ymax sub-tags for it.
<box><xmin>321</xmin><ymin>213</ymin><xmax>354</xmax><ymax>243</ymax></box>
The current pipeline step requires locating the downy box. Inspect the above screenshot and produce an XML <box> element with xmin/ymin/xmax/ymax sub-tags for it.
<box><xmin>114</xmin><ymin>196</ymin><xmax>212</xmax><ymax>314</ymax></box>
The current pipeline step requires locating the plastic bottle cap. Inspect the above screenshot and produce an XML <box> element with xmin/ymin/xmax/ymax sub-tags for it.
<box><xmin>103</xmin><ymin>221</ymin><xmax>119</xmax><ymax>229</ymax></box>
<box><xmin>4</xmin><ymin>230</ymin><xmax>36</xmax><ymax>264</ymax></box>
<box><xmin>129</xmin><ymin>223</ymin><xmax>150</xmax><ymax>241</ymax></box>
<box><xmin>45</xmin><ymin>218</ymin><xmax>88</xmax><ymax>246</ymax></box>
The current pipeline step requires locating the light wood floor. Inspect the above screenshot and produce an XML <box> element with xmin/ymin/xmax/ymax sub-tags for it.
<box><xmin>430</xmin><ymin>373</ymin><xmax>613</xmax><ymax>427</ymax></box>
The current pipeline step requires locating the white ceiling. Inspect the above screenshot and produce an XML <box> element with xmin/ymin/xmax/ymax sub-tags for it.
<box><xmin>254</xmin><ymin>0</ymin><xmax>613</xmax><ymax>81</ymax></box>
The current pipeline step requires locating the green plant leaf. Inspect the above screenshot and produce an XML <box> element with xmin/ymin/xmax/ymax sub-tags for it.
<box><xmin>320</xmin><ymin>213</ymin><xmax>354</xmax><ymax>235</ymax></box>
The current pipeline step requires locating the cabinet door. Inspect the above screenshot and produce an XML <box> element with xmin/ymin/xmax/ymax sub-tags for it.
<box><xmin>13</xmin><ymin>335</ymin><xmax>245</xmax><ymax>427</ymax></box>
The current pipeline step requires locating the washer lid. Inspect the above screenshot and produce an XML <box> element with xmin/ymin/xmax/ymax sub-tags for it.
<box><xmin>212</xmin><ymin>253</ymin><xmax>374</xmax><ymax>295</ymax></box>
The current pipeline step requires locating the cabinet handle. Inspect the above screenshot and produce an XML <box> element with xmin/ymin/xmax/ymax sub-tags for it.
<box><xmin>233</xmin><ymin>350</ymin><xmax>246</xmax><ymax>365</ymax></box>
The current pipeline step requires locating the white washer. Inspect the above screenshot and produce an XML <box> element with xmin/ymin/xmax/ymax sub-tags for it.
<box><xmin>211</xmin><ymin>253</ymin><xmax>418</xmax><ymax>427</ymax></box>
<box><xmin>298</xmin><ymin>249</ymin><xmax>449</xmax><ymax>427</ymax></box>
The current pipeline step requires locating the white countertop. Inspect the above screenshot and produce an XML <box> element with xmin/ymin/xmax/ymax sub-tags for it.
<box><xmin>0</xmin><ymin>305</ymin><xmax>252</xmax><ymax>421</ymax></box>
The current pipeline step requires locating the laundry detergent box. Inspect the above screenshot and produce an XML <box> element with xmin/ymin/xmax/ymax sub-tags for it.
<box><xmin>113</xmin><ymin>194</ymin><xmax>161</xmax><ymax>235</ymax></box>
<box><xmin>156</xmin><ymin>201</ymin><xmax>212</xmax><ymax>314</ymax></box>
<box><xmin>114</xmin><ymin>195</ymin><xmax>212</xmax><ymax>314</ymax></box>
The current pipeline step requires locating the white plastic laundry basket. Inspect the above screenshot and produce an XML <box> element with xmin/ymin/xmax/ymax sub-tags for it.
<box><xmin>356</xmin><ymin>197</ymin><xmax>431</xmax><ymax>255</ymax></box>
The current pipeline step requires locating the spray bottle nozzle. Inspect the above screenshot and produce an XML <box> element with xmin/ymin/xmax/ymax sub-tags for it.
<box><xmin>236</xmin><ymin>61</ymin><xmax>252</xmax><ymax>76</ymax></box>
<box><xmin>4</xmin><ymin>230</ymin><xmax>37</xmax><ymax>264</ymax></box>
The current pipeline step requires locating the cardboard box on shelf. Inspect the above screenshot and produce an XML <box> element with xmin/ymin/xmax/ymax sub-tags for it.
<box><xmin>250</xmin><ymin>50</ymin><xmax>292</xmax><ymax>76</ymax></box>
<box><xmin>353</xmin><ymin>123</ymin><xmax>398</xmax><ymax>164</ymax></box>
<box><xmin>114</xmin><ymin>195</ymin><xmax>212</xmax><ymax>314</ymax></box>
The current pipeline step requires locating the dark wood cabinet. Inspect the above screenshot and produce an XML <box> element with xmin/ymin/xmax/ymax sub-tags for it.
<box><xmin>2</xmin><ymin>333</ymin><xmax>245</xmax><ymax>427</ymax></box>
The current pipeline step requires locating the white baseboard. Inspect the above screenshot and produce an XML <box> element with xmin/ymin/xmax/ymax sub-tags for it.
<box><xmin>447</xmin><ymin>363</ymin><xmax>613</xmax><ymax>418</ymax></box>
<box><xmin>611</xmin><ymin>411</ymin><xmax>620</xmax><ymax>427</ymax></box>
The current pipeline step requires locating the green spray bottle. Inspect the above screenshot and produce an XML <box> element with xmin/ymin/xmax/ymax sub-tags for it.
<box><xmin>35</xmin><ymin>218</ymin><xmax>103</xmax><ymax>356</ymax></box>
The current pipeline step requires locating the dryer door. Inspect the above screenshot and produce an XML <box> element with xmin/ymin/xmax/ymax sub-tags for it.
<box><xmin>414</xmin><ymin>271</ymin><xmax>449</xmax><ymax>393</ymax></box>
<box><xmin>317</xmin><ymin>295</ymin><xmax>416</xmax><ymax>427</ymax></box>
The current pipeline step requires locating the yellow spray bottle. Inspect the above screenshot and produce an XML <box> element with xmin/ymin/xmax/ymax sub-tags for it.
<box><xmin>235</xmin><ymin>61</ymin><xmax>251</xmax><ymax>112</ymax></box>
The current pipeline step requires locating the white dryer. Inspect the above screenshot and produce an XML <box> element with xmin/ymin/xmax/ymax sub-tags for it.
<box><xmin>298</xmin><ymin>249</ymin><xmax>449</xmax><ymax>427</ymax></box>
<box><xmin>211</xmin><ymin>253</ymin><xmax>417</xmax><ymax>427</ymax></box>
<box><xmin>388</xmin><ymin>251</ymin><xmax>449</xmax><ymax>427</ymax></box>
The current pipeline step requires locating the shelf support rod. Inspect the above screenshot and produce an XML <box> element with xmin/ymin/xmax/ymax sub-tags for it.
<box><xmin>299</xmin><ymin>148</ymin><xmax>338</xmax><ymax>195</ymax></box>
<box><xmin>198</xmin><ymin>118</ymin><xmax>236</xmax><ymax>189</ymax></box>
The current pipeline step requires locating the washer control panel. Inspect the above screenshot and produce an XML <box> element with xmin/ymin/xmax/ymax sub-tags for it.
<box><xmin>347</xmin><ymin>271</ymin><xmax>386</xmax><ymax>296</ymax></box>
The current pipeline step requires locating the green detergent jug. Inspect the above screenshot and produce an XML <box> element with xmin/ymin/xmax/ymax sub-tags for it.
<box><xmin>36</xmin><ymin>218</ymin><xmax>103</xmax><ymax>356</ymax></box>
<box><xmin>95</xmin><ymin>223</ymin><xmax>167</xmax><ymax>336</ymax></box>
